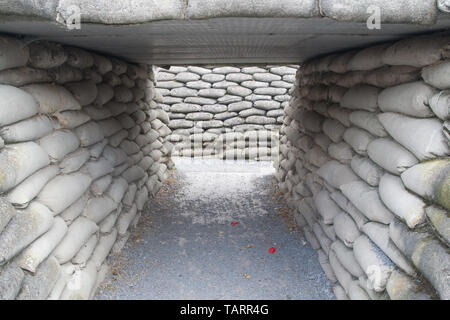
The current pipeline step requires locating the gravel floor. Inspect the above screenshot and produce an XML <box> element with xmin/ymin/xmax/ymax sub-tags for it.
<box><xmin>95</xmin><ymin>158</ymin><xmax>334</xmax><ymax>300</ymax></box>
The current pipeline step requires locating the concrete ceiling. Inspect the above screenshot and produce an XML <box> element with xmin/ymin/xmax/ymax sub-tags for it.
<box><xmin>0</xmin><ymin>1</ymin><xmax>450</xmax><ymax>65</ymax></box>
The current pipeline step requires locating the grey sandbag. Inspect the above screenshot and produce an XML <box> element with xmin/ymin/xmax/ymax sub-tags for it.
<box><xmin>340</xmin><ymin>85</ymin><xmax>379</xmax><ymax>112</ymax></box>
<box><xmin>21</xmin><ymin>84</ymin><xmax>81</xmax><ymax>114</ymax></box>
<box><xmin>117</xmin><ymin>204</ymin><xmax>138</xmax><ymax>235</ymax></box>
<box><xmin>0</xmin><ymin>141</ymin><xmax>50</xmax><ymax>193</ymax></box>
<box><xmin>89</xmin><ymin>228</ymin><xmax>118</xmax><ymax>270</ymax></box>
<box><xmin>367</xmin><ymin>138</ymin><xmax>418</xmax><ymax>175</ymax></box>
<box><xmin>389</xmin><ymin>220</ymin><xmax>450</xmax><ymax>299</ymax></box>
<box><xmin>363</xmin><ymin>222</ymin><xmax>416</xmax><ymax>276</ymax></box>
<box><xmin>328</xmin><ymin>141</ymin><xmax>354</xmax><ymax>164</ymax></box>
<box><xmin>91</xmin><ymin>175</ymin><xmax>113</xmax><ymax>197</ymax></box>
<box><xmin>122</xmin><ymin>166</ymin><xmax>146</xmax><ymax>183</ymax></box>
<box><xmin>0</xmin><ymin>262</ymin><xmax>24</xmax><ymax>300</ymax></box>
<box><xmin>347</xmin><ymin>44</ymin><xmax>390</xmax><ymax>71</ymax></box>
<box><xmin>353</xmin><ymin>235</ymin><xmax>395</xmax><ymax>292</ymax></box>
<box><xmin>350</xmin><ymin>156</ymin><xmax>384</xmax><ymax>187</ymax></box>
<box><xmin>55</xmin><ymin>111</ymin><xmax>90</xmax><ymax>129</ymax></box>
<box><xmin>331</xmin><ymin>240</ymin><xmax>364</xmax><ymax>278</ymax></box>
<box><xmin>386</xmin><ymin>270</ymin><xmax>435</xmax><ymax>300</ymax></box>
<box><xmin>317</xmin><ymin>160</ymin><xmax>359</xmax><ymax>189</ymax></box>
<box><xmin>348</xmin><ymin>281</ymin><xmax>371</xmax><ymax>300</ymax></box>
<box><xmin>7</xmin><ymin>165</ymin><xmax>59</xmax><ymax>208</ymax></box>
<box><xmin>53</xmin><ymin>217</ymin><xmax>99</xmax><ymax>264</ymax></box>
<box><xmin>59</xmin><ymin>149</ymin><xmax>90</xmax><ymax>174</ymax></box>
<box><xmin>29</xmin><ymin>42</ymin><xmax>67</xmax><ymax>69</ymax></box>
<box><xmin>303</xmin><ymin>226</ymin><xmax>321</xmax><ymax>250</ymax></box>
<box><xmin>49</xmin><ymin>65</ymin><xmax>83</xmax><ymax>84</ymax></box>
<box><xmin>16</xmin><ymin>217</ymin><xmax>67</xmax><ymax>273</ymax></box>
<box><xmin>422</xmin><ymin>60</ymin><xmax>450</xmax><ymax>90</ymax></box>
<box><xmin>82</xmin><ymin>196</ymin><xmax>117</xmax><ymax>223</ymax></box>
<box><xmin>429</xmin><ymin>91</ymin><xmax>450</xmax><ymax>121</ymax></box>
<box><xmin>322</xmin><ymin>119</ymin><xmax>346</xmax><ymax>143</ymax></box>
<box><xmin>59</xmin><ymin>193</ymin><xmax>89</xmax><ymax>225</ymax></box>
<box><xmin>37</xmin><ymin>173</ymin><xmax>92</xmax><ymax>214</ymax></box>
<box><xmin>327</xmin><ymin>105</ymin><xmax>351</xmax><ymax>127</ymax></box>
<box><xmin>340</xmin><ymin>180</ymin><xmax>394</xmax><ymax>225</ymax></box>
<box><xmin>333</xmin><ymin>212</ymin><xmax>360</xmax><ymax>248</ymax></box>
<box><xmin>0</xmin><ymin>67</ymin><xmax>51</xmax><ymax>86</ymax></box>
<box><xmin>38</xmin><ymin>130</ymin><xmax>81</xmax><ymax>162</ymax></box>
<box><xmin>313</xmin><ymin>223</ymin><xmax>332</xmax><ymax>254</ymax></box>
<box><xmin>349</xmin><ymin>111</ymin><xmax>387</xmax><ymax>137</ymax></box>
<box><xmin>364</xmin><ymin>65</ymin><xmax>421</xmax><ymax>88</ymax></box>
<box><xmin>92</xmin><ymin>53</ymin><xmax>112</xmax><ymax>75</ymax></box>
<box><xmin>0</xmin><ymin>115</ymin><xmax>57</xmax><ymax>143</ymax></box>
<box><xmin>60</xmin><ymin>261</ymin><xmax>97</xmax><ymax>300</ymax></box>
<box><xmin>378</xmin><ymin>81</ymin><xmax>436</xmax><ymax>117</ymax></box>
<box><xmin>0</xmin><ymin>198</ymin><xmax>16</xmax><ymax>236</ymax></box>
<box><xmin>106</xmin><ymin>178</ymin><xmax>128</xmax><ymax>203</ymax></box>
<box><xmin>0</xmin><ymin>36</ymin><xmax>29</xmax><ymax>71</ymax></box>
<box><xmin>343</xmin><ymin>127</ymin><xmax>374</xmax><ymax>156</ymax></box>
<box><xmin>426</xmin><ymin>205</ymin><xmax>450</xmax><ymax>245</ymax></box>
<box><xmin>330</xmin><ymin>191</ymin><xmax>368</xmax><ymax>230</ymax></box>
<box><xmin>317</xmin><ymin>249</ymin><xmax>337</xmax><ymax>283</ymax></box>
<box><xmin>0</xmin><ymin>85</ymin><xmax>38</xmax><ymax>127</ymax></box>
<box><xmin>382</xmin><ymin>35</ymin><xmax>450</xmax><ymax>67</ymax></box>
<box><xmin>379</xmin><ymin>173</ymin><xmax>426</xmax><ymax>228</ymax></box>
<box><xmin>82</xmin><ymin>158</ymin><xmax>114</xmax><ymax>180</ymax></box>
<box><xmin>0</xmin><ymin>202</ymin><xmax>54</xmax><ymax>265</ymax></box>
<box><xmin>329</xmin><ymin>250</ymin><xmax>353</xmax><ymax>294</ymax></box>
<box><xmin>16</xmin><ymin>256</ymin><xmax>61</xmax><ymax>300</ymax></box>
<box><xmin>333</xmin><ymin>284</ymin><xmax>349</xmax><ymax>300</ymax></box>
<box><xmin>313</xmin><ymin>190</ymin><xmax>342</xmax><ymax>225</ymax></box>
<box><xmin>65</xmin><ymin>46</ymin><xmax>94</xmax><ymax>69</ymax></box>
<box><xmin>72</xmin><ymin>233</ymin><xmax>99</xmax><ymax>265</ymax></box>
<box><xmin>378</xmin><ymin>112</ymin><xmax>449</xmax><ymax>161</ymax></box>
<box><xmin>65</xmin><ymin>80</ymin><xmax>98</xmax><ymax>106</ymax></box>
<box><xmin>401</xmin><ymin>159</ymin><xmax>450</xmax><ymax>211</ymax></box>
<box><xmin>74</xmin><ymin>121</ymin><xmax>105</xmax><ymax>147</ymax></box>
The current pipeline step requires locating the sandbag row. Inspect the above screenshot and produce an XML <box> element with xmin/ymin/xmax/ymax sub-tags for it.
<box><xmin>154</xmin><ymin>65</ymin><xmax>297</xmax><ymax>159</ymax></box>
<box><xmin>276</xmin><ymin>32</ymin><xmax>449</xmax><ymax>300</ymax></box>
<box><xmin>0</xmin><ymin>36</ymin><xmax>173</xmax><ymax>300</ymax></box>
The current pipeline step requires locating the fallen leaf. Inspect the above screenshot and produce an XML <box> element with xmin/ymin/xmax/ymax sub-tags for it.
<box><xmin>244</xmin><ymin>273</ymin><xmax>251</xmax><ymax>279</ymax></box>
<box><xmin>246</xmin><ymin>244</ymin><xmax>254</xmax><ymax>249</ymax></box>
<box><xmin>268</xmin><ymin>247</ymin><xmax>276</xmax><ymax>254</ymax></box>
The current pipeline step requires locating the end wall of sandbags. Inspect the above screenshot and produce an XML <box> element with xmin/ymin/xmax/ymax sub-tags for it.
<box><xmin>155</xmin><ymin>65</ymin><xmax>298</xmax><ymax>160</ymax></box>
<box><xmin>277</xmin><ymin>33</ymin><xmax>450</xmax><ymax>300</ymax></box>
<box><xmin>0</xmin><ymin>35</ymin><xmax>173</xmax><ymax>300</ymax></box>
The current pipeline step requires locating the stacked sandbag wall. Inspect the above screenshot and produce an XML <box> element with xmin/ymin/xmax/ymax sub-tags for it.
<box><xmin>0</xmin><ymin>35</ymin><xmax>173</xmax><ymax>299</ymax></box>
<box><xmin>277</xmin><ymin>33</ymin><xmax>450</xmax><ymax>300</ymax></box>
<box><xmin>155</xmin><ymin>65</ymin><xmax>298</xmax><ymax>160</ymax></box>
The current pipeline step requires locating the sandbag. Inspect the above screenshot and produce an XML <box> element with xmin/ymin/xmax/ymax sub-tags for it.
<box><xmin>92</xmin><ymin>54</ymin><xmax>112</xmax><ymax>75</ymax></box>
<box><xmin>378</xmin><ymin>81</ymin><xmax>436</xmax><ymax>117</ymax></box>
<box><xmin>332</xmin><ymin>284</ymin><xmax>349</xmax><ymax>300</ymax></box>
<box><xmin>353</xmin><ymin>235</ymin><xmax>395</xmax><ymax>292</ymax></box>
<box><xmin>49</xmin><ymin>65</ymin><xmax>83</xmax><ymax>84</ymax></box>
<box><xmin>59</xmin><ymin>149</ymin><xmax>90</xmax><ymax>174</ymax></box>
<box><xmin>313</xmin><ymin>190</ymin><xmax>341</xmax><ymax>225</ymax></box>
<box><xmin>0</xmin><ymin>141</ymin><xmax>50</xmax><ymax>193</ymax></box>
<box><xmin>16</xmin><ymin>217</ymin><xmax>67</xmax><ymax>273</ymax></box>
<box><xmin>59</xmin><ymin>193</ymin><xmax>89</xmax><ymax>225</ymax></box>
<box><xmin>329</xmin><ymin>250</ymin><xmax>353</xmax><ymax>294</ymax></box>
<box><xmin>349</xmin><ymin>111</ymin><xmax>387</xmax><ymax>138</ymax></box>
<box><xmin>72</xmin><ymin>234</ymin><xmax>98</xmax><ymax>265</ymax></box>
<box><xmin>0</xmin><ymin>67</ymin><xmax>51</xmax><ymax>86</ymax></box>
<box><xmin>82</xmin><ymin>196</ymin><xmax>118</xmax><ymax>223</ymax></box>
<box><xmin>99</xmin><ymin>209</ymin><xmax>120</xmax><ymax>234</ymax></box>
<box><xmin>135</xmin><ymin>187</ymin><xmax>149</xmax><ymax>211</ymax></box>
<box><xmin>340</xmin><ymin>181</ymin><xmax>394</xmax><ymax>224</ymax></box>
<box><xmin>91</xmin><ymin>175</ymin><xmax>113</xmax><ymax>197</ymax></box>
<box><xmin>429</xmin><ymin>91</ymin><xmax>450</xmax><ymax>121</ymax></box>
<box><xmin>106</xmin><ymin>177</ymin><xmax>128</xmax><ymax>203</ymax></box>
<box><xmin>317</xmin><ymin>160</ymin><xmax>359</xmax><ymax>189</ymax></box>
<box><xmin>379</xmin><ymin>173</ymin><xmax>426</xmax><ymax>228</ymax></box>
<box><xmin>330</xmin><ymin>191</ymin><xmax>368</xmax><ymax>230</ymax></box>
<box><xmin>328</xmin><ymin>142</ymin><xmax>354</xmax><ymax>164</ymax></box>
<box><xmin>0</xmin><ymin>197</ymin><xmax>16</xmax><ymax>235</ymax></box>
<box><xmin>16</xmin><ymin>256</ymin><xmax>61</xmax><ymax>300</ymax></box>
<box><xmin>350</xmin><ymin>156</ymin><xmax>384</xmax><ymax>187</ymax></box>
<box><xmin>122</xmin><ymin>166</ymin><xmax>146</xmax><ymax>183</ymax></box>
<box><xmin>317</xmin><ymin>249</ymin><xmax>337</xmax><ymax>283</ymax></box>
<box><xmin>312</xmin><ymin>223</ymin><xmax>332</xmax><ymax>254</ymax></box>
<box><xmin>347</xmin><ymin>44</ymin><xmax>390</xmax><ymax>71</ymax></box>
<box><xmin>60</xmin><ymin>261</ymin><xmax>97</xmax><ymax>300</ymax></box>
<box><xmin>0</xmin><ymin>36</ymin><xmax>29</xmax><ymax>71</ymax></box>
<box><xmin>122</xmin><ymin>184</ymin><xmax>138</xmax><ymax>208</ymax></box>
<box><xmin>343</xmin><ymin>127</ymin><xmax>374</xmax><ymax>156</ymax></box>
<box><xmin>322</xmin><ymin>119</ymin><xmax>346</xmax><ymax>143</ymax></box>
<box><xmin>53</xmin><ymin>217</ymin><xmax>99</xmax><ymax>264</ymax></box>
<box><xmin>117</xmin><ymin>204</ymin><xmax>138</xmax><ymax>235</ymax></box>
<box><xmin>367</xmin><ymin>138</ymin><xmax>418</xmax><ymax>175</ymax></box>
<box><xmin>401</xmin><ymin>159</ymin><xmax>450</xmax><ymax>210</ymax></box>
<box><xmin>0</xmin><ymin>202</ymin><xmax>54</xmax><ymax>265</ymax></box>
<box><xmin>89</xmin><ymin>229</ymin><xmax>118</xmax><ymax>270</ymax></box>
<box><xmin>0</xmin><ymin>85</ymin><xmax>38</xmax><ymax>127</ymax></box>
<box><xmin>29</xmin><ymin>42</ymin><xmax>67</xmax><ymax>69</ymax></box>
<box><xmin>54</xmin><ymin>111</ymin><xmax>90</xmax><ymax>129</ymax></box>
<box><xmin>21</xmin><ymin>84</ymin><xmax>81</xmax><ymax>114</ymax></box>
<box><xmin>74</xmin><ymin>122</ymin><xmax>105</xmax><ymax>147</ymax></box>
<box><xmin>364</xmin><ymin>65</ymin><xmax>420</xmax><ymax>88</ymax></box>
<box><xmin>65</xmin><ymin>47</ymin><xmax>94</xmax><ymax>69</ymax></box>
<box><xmin>65</xmin><ymin>81</ymin><xmax>98</xmax><ymax>106</ymax></box>
<box><xmin>331</xmin><ymin>240</ymin><xmax>364</xmax><ymax>278</ymax></box>
<box><xmin>386</xmin><ymin>270</ymin><xmax>435</xmax><ymax>300</ymax></box>
<box><xmin>426</xmin><ymin>205</ymin><xmax>450</xmax><ymax>245</ymax></box>
<box><xmin>382</xmin><ymin>35</ymin><xmax>450</xmax><ymax>67</ymax></box>
<box><xmin>97</xmin><ymin>118</ymin><xmax>123</xmax><ymax>137</ymax></box>
<box><xmin>327</xmin><ymin>105</ymin><xmax>351</xmax><ymax>127</ymax></box>
<box><xmin>340</xmin><ymin>85</ymin><xmax>379</xmax><ymax>112</ymax></box>
<box><xmin>0</xmin><ymin>115</ymin><xmax>56</xmax><ymax>144</ymax></box>
<box><xmin>0</xmin><ymin>262</ymin><xmax>24</xmax><ymax>300</ymax></box>
<box><xmin>82</xmin><ymin>158</ymin><xmax>114</xmax><ymax>180</ymax></box>
<box><xmin>37</xmin><ymin>173</ymin><xmax>92</xmax><ymax>214</ymax></box>
<box><xmin>363</xmin><ymin>222</ymin><xmax>416</xmax><ymax>276</ymax></box>
<box><xmin>422</xmin><ymin>60</ymin><xmax>450</xmax><ymax>90</ymax></box>
<box><xmin>378</xmin><ymin>112</ymin><xmax>448</xmax><ymax>161</ymax></box>
<box><xmin>38</xmin><ymin>130</ymin><xmax>80</xmax><ymax>162</ymax></box>
<box><xmin>7</xmin><ymin>165</ymin><xmax>59</xmax><ymax>208</ymax></box>
<box><xmin>333</xmin><ymin>212</ymin><xmax>360</xmax><ymax>248</ymax></box>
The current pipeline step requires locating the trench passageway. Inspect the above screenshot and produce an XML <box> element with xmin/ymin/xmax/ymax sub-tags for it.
<box><xmin>95</xmin><ymin>158</ymin><xmax>333</xmax><ymax>299</ymax></box>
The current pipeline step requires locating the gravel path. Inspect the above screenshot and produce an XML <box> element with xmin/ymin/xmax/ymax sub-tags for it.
<box><xmin>95</xmin><ymin>158</ymin><xmax>334</xmax><ymax>300</ymax></box>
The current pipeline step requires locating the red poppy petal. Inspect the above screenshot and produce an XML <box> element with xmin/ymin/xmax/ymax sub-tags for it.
<box><xmin>231</xmin><ymin>222</ymin><xmax>240</xmax><ymax>226</ymax></box>
<box><xmin>268</xmin><ymin>247</ymin><xmax>276</xmax><ymax>254</ymax></box>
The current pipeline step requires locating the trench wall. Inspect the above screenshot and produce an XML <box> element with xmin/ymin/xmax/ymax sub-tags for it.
<box><xmin>0</xmin><ymin>36</ymin><xmax>173</xmax><ymax>299</ymax></box>
<box><xmin>155</xmin><ymin>65</ymin><xmax>298</xmax><ymax>160</ymax></box>
<box><xmin>277</xmin><ymin>33</ymin><xmax>450</xmax><ymax>300</ymax></box>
